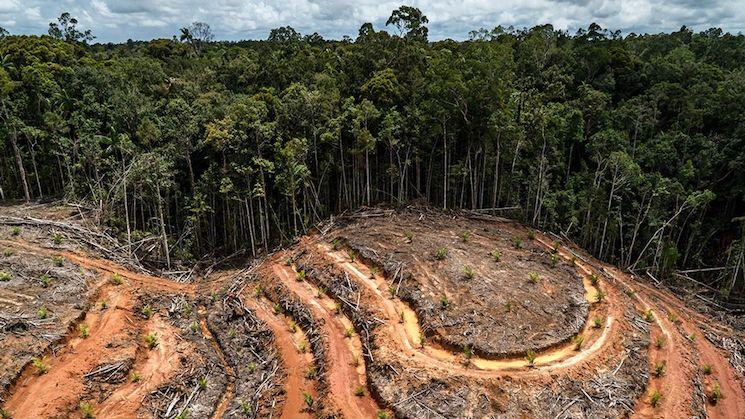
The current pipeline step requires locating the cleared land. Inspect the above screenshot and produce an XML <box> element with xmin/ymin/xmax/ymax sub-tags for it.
<box><xmin>1</xmin><ymin>204</ymin><xmax>744</xmax><ymax>418</ymax></box>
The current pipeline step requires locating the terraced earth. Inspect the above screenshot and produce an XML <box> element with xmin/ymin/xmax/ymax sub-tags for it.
<box><xmin>1</xmin><ymin>204</ymin><xmax>744</xmax><ymax>418</ymax></box>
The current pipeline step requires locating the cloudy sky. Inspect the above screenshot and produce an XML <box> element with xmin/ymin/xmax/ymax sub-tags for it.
<box><xmin>1</xmin><ymin>0</ymin><xmax>743</xmax><ymax>43</ymax></box>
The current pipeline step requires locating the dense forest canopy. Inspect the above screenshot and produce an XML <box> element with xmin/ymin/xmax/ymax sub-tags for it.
<box><xmin>1</xmin><ymin>8</ymin><xmax>744</xmax><ymax>301</ymax></box>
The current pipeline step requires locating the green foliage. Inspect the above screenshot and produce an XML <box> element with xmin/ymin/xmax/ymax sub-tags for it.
<box><xmin>10</xmin><ymin>227</ymin><xmax>20</xmax><ymax>236</ymax></box>
<box><xmin>709</xmin><ymin>382</ymin><xmax>722</xmax><ymax>404</ymax></box>
<box><xmin>644</xmin><ymin>309</ymin><xmax>654</xmax><ymax>322</ymax></box>
<box><xmin>145</xmin><ymin>331</ymin><xmax>159</xmax><ymax>349</ymax></box>
<box><xmin>593</xmin><ymin>316</ymin><xmax>603</xmax><ymax>328</ymax></box>
<box><xmin>52</xmin><ymin>256</ymin><xmax>64</xmax><ymax>267</ymax></box>
<box><xmin>654</xmin><ymin>361</ymin><xmax>666</xmax><ymax>377</ymax></box>
<box><xmin>655</xmin><ymin>336</ymin><xmax>665</xmax><ymax>349</ymax></box>
<box><xmin>434</xmin><ymin>247</ymin><xmax>448</xmax><ymax>260</ymax></box>
<box><xmin>649</xmin><ymin>389</ymin><xmax>662</xmax><ymax>407</ymax></box>
<box><xmin>353</xmin><ymin>385</ymin><xmax>365</xmax><ymax>397</ymax></box>
<box><xmin>702</xmin><ymin>364</ymin><xmax>713</xmax><ymax>375</ymax></box>
<box><xmin>439</xmin><ymin>295</ymin><xmax>449</xmax><ymax>308</ymax></box>
<box><xmin>52</xmin><ymin>233</ymin><xmax>63</xmax><ymax>245</ymax></box>
<box><xmin>141</xmin><ymin>305</ymin><xmax>153</xmax><ymax>319</ymax></box>
<box><xmin>525</xmin><ymin>349</ymin><xmax>537</xmax><ymax>365</ymax></box>
<box><xmin>528</xmin><ymin>272</ymin><xmax>540</xmax><ymax>283</ymax></box>
<box><xmin>40</xmin><ymin>274</ymin><xmax>51</xmax><ymax>287</ymax></box>
<box><xmin>32</xmin><ymin>357</ymin><xmax>48</xmax><ymax>375</ymax></box>
<box><xmin>463</xmin><ymin>265</ymin><xmax>475</xmax><ymax>279</ymax></box>
<box><xmin>0</xmin><ymin>271</ymin><xmax>10</xmax><ymax>282</ymax></box>
<box><xmin>460</xmin><ymin>231</ymin><xmax>472</xmax><ymax>242</ymax></box>
<box><xmin>3</xmin><ymin>249</ymin><xmax>13</xmax><ymax>257</ymax></box>
<box><xmin>295</xmin><ymin>269</ymin><xmax>306</xmax><ymax>281</ymax></box>
<box><xmin>79</xmin><ymin>401</ymin><xmax>94</xmax><ymax>419</ymax></box>
<box><xmin>78</xmin><ymin>323</ymin><xmax>89</xmax><ymax>338</ymax></box>
<box><xmin>38</xmin><ymin>306</ymin><xmax>48</xmax><ymax>319</ymax></box>
<box><xmin>303</xmin><ymin>391</ymin><xmax>315</xmax><ymax>410</ymax></box>
<box><xmin>198</xmin><ymin>377</ymin><xmax>207</xmax><ymax>390</ymax></box>
<box><xmin>573</xmin><ymin>335</ymin><xmax>584</xmax><ymax>350</ymax></box>
<box><xmin>111</xmin><ymin>273</ymin><xmax>123</xmax><ymax>285</ymax></box>
<box><xmin>490</xmin><ymin>250</ymin><xmax>502</xmax><ymax>262</ymax></box>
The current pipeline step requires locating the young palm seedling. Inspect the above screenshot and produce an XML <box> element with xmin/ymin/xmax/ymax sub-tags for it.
<box><xmin>78</xmin><ymin>323</ymin><xmax>90</xmax><ymax>338</ymax></box>
<box><xmin>528</xmin><ymin>272</ymin><xmax>540</xmax><ymax>284</ymax></box>
<box><xmin>434</xmin><ymin>247</ymin><xmax>448</xmax><ymax>260</ymax></box>
<box><xmin>593</xmin><ymin>316</ymin><xmax>604</xmax><ymax>328</ymax></box>
<box><xmin>52</xmin><ymin>233</ymin><xmax>63</xmax><ymax>245</ymax></box>
<box><xmin>52</xmin><ymin>256</ymin><xmax>64</xmax><ymax>267</ymax></box>
<box><xmin>525</xmin><ymin>349</ymin><xmax>537</xmax><ymax>366</ymax></box>
<box><xmin>649</xmin><ymin>389</ymin><xmax>662</xmax><ymax>407</ymax></box>
<box><xmin>643</xmin><ymin>309</ymin><xmax>654</xmax><ymax>322</ymax></box>
<box><xmin>653</xmin><ymin>361</ymin><xmax>666</xmax><ymax>377</ymax></box>
<box><xmin>10</xmin><ymin>226</ymin><xmax>20</xmax><ymax>236</ymax></box>
<box><xmin>702</xmin><ymin>364</ymin><xmax>713</xmax><ymax>375</ymax></box>
<box><xmin>491</xmin><ymin>250</ymin><xmax>502</xmax><ymax>262</ymax></box>
<box><xmin>32</xmin><ymin>357</ymin><xmax>48</xmax><ymax>375</ymax></box>
<box><xmin>79</xmin><ymin>401</ymin><xmax>94</xmax><ymax>419</ymax></box>
<box><xmin>461</xmin><ymin>231</ymin><xmax>472</xmax><ymax>242</ymax></box>
<box><xmin>709</xmin><ymin>382</ymin><xmax>722</xmax><ymax>405</ymax></box>
<box><xmin>354</xmin><ymin>385</ymin><xmax>365</xmax><ymax>397</ymax></box>
<box><xmin>37</xmin><ymin>306</ymin><xmax>48</xmax><ymax>319</ymax></box>
<box><xmin>573</xmin><ymin>335</ymin><xmax>584</xmax><ymax>351</ymax></box>
<box><xmin>655</xmin><ymin>336</ymin><xmax>666</xmax><ymax>349</ymax></box>
<box><xmin>0</xmin><ymin>271</ymin><xmax>9</xmax><ymax>282</ymax></box>
<box><xmin>145</xmin><ymin>332</ymin><xmax>159</xmax><ymax>349</ymax></box>
<box><xmin>463</xmin><ymin>265</ymin><xmax>475</xmax><ymax>280</ymax></box>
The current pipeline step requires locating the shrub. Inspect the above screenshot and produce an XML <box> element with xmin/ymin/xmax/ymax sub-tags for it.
<box><xmin>303</xmin><ymin>392</ymin><xmax>315</xmax><ymax>410</ymax></box>
<box><xmin>654</xmin><ymin>361</ymin><xmax>666</xmax><ymax>377</ymax></box>
<box><xmin>589</xmin><ymin>273</ymin><xmax>599</xmax><ymax>286</ymax></box>
<box><xmin>463</xmin><ymin>265</ymin><xmax>475</xmax><ymax>279</ymax></box>
<box><xmin>528</xmin><ymin>272</ymin><xmax>540</xmax><ymax>283</ymax></box>
<box><xmin>490</xmin><ymin>250</ymin><xmax>502</xmax><ymax>262</ymax></box>
<box><xmin>649</xmin><ymin>389</ymin><xmax>662</xmax><ymax>407</ymax></box>
<box><xmin>512</xmin><ymin>237</ymin><xmax>522</xmax><ymax>249</ymax></box>
<box><xmin>574</xmin><ymin>335</ymin><xmax>584</xmax><ymax>351</ymax></box>
<box><xmin>79</xmin><ymin>402</ymin><xmax>94</xmax><ymax>419</ymax></box>
<box><xmin>593</xmin><ymin>316</ymin><xmax>604</xmax><ymax>328</ymax></box>
<box><xmin>434</xmin><ymin>247</ymin><xmax>448</xmax><ymax>260</ymax></box>
<box><xmin>145</xmin><ymin>332</ymin><xmax>159</xmax><ymax>349</ymax></box>
<box><xmin>38</xmin><ymin>306</ymin><xmax>48</xmax><ymax>319</ymax></box>
<box><xmin>0</xmin><ymin>271</ymin><xmax>11</xmax><ymax>282</ymax></box>
<box><xmin>525</xmin><ymin>349</ymin><xmax>537</xmax><ymax>366</ymax></box>
<box><xmin>52</xmin><ymin>256</ymin><xmax>64</xmax><ymax>267</ymax></box>
<box><xmin>439</xmin><ymin>295</ymin><xmax>449</xmax><ymax>308</ymax></box>
<box><xmin>595</xmin><ymin>290</ymin><xmax>606</xmax><ymax>303</ymax></box>
<box><xmin>78</xmin><ymin>323</ymin><xmax>90</xmax><ymax>338</ymax></box>
<box><xmin>461</xmin><ymin>231</ymin><xmax>472</xmax><ymax>242</ymax></box>
<box><xmin>111</xmin><ymin>273</ymin><xmax>123</xmax><ymax>285</ymax></box>
<box><xmin>354</xmin><ymin>385</ymin><xmax>365</xmax><ymax>397</ymax></box>
<box><xmin>655</xmin><ymin>336</ymin><xmax>665</xmax><ymax>349</ymax></box>
<box><xmin>295</xmin><ymin>269</ymin><xmax>306</xmax><ymax>281</ymax></box>
<box><xmin>702</xmin><ymin>364</ymin><xmax>713</xmax><ymax>375</ymax></box>
<box><xmin>32</xmin><ymin>357</ymin><xmax>48</xmax><ymax>375</ymax></box>
<box><xmin>52</xmin><ymin>233</ymin><xmax>63</xmax><ymax>245</ymax></box>
<box><xmin>10</xmin><ymin>226</ymin><xmax>20</xmax><ymax>236</ymax></box>
<box><xmin>709</xmin><ymin>382</ymin><xmax>722</xmax><ymax>405</ymax></box>
<box><xmin>40</xmin><ymin>274</ymin><xmax>51</xmax><ymax>287</ymax></box>
<box><xmin>643</xmin><ymin>309</ymin><xmax>654</xmax><ymax>322</ymax></box>
<box><xmin>198</xmin><ymin>377</ymin><xmax>207</xmax><ymax>390</ymax></box>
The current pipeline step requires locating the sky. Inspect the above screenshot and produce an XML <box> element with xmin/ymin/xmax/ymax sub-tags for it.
<box><xmin>1</xmin><ymin>0</ymin><xmax>743</xmax><ymax>43</ymax></box>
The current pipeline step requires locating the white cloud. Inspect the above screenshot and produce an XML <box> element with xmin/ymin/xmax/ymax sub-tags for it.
<box><xmin>0</xmin><ymin>0</ymin><xmax>742</xmax><ymax>42</ymax></box>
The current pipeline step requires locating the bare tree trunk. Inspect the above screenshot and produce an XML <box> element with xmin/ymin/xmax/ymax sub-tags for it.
<box><xmin>155</xmin><ymin>182</ymin><xmax>171</xmax><ymax>269</ymax></box>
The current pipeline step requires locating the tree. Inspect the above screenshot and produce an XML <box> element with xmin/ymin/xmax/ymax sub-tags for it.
<box><xmin>179</xmin><ymin>22</ymin><xmax>213</xmax><ymax>55</ymax></box>
<box><xmin>48</xmin><ymin>13</ymin><xmax>94</xmax><ymax>43</ymax></box>
<box><xmin>386</xmin><ymin>6</ymin><xmax>429</xmax><ymax>42</ymax></box>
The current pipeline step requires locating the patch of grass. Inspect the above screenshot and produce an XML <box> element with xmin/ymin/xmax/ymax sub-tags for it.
<box><xmin>709</xmin><ymin>382</ymin><xmax>722</xmax><ymax>405</ymax></box>
<box><xmin>528</xmin><ymin>272</ymin><xmax>540</xmax><ymax>284</ymax></box>
<box><xmin>145</xmin><ymin>331</ymin><xmax>159</xmax><ymax>349</ymax></box>
<box><xmin>649</xmin><ymin>389</ymin><xmax>662</xmax><ymax>407</ymax></box>
<box><xmin>434</xmin><ymin>247</ymin><xmax>448</xmax><ymax>260</ymax></box>
<box><xmin>130</xmin><ymin>371</ymin><xmax>141</xmax><ymax>382</ymax></box>
<box><xmin>512</xmin><ymin>236</ymin><xmax>522</xmax><ymax>249</ymax></box>
<box><xmin>460</xmin><ymin>231</ymin><xmax>472</xmax><ymax>242</ymax></box>
<box><xmin>198</xmin><ymin>377</ymin><xmax>207</xmax><ymax>390</ymax></box>
<box><xmin>0</xmin><ymin>271</ymin><xmax>9</xmax><ymax>282</ymax></box>
<box><xmin>247</xmin><ymin>362</ymin><xmax>257</xmax><ymax>373</ymax></box>
<box><xmin>525</xmin><ymin>349</ymin><xmax>537</xmax><ymax>366</ymax></box>
<box><xmin>490</xmin><ymin>250</ymin><xmax>502</xmax><ymax>262</ymax></box>
<box><xmin>439</xmin><ymin>295</ymin><xmax>449</xmax><ymax>308</ymax></box>
<box><xmin>344</xmin><ymin>327</ymin><xmax>355</xmax><ymax>338</ymax></box>
<box><xmin>79</xmin><ymin>401</ymin><xmax>94</xmax><ymax>418</ymax></box>
<box><xmin>32</xmin><ymin>357</ymin><xmax>48</xmax><ymax>375</ymax></box>
<box><xmin>573</xmin><ymin>335</ymin><xmax>584</xmax><ymax>351</ymax></box>
<box><xmin>654</xmin><ymin>361</ymin><xmax>666</xmax><ymax>377</ymax></box>
<box><xmin>702</xmin><ymin>364</ymin><xmax>713</xmax><ymax>375</ymax></box>
<box><xmin>305</xmin><ymin>366</ymin><xmax>317</xmax><ymax>379</ymax></box>
<box><xmin>303</xmin><ymin>391</ymin><xmax>315</xmax><ymax>411</ymax></box>
<box><xmin>52</xmin><ymin>256</ymin><xmax>64</xmax><ymax>267</ymax></box>
<box><xmin>354</xmin><ymin>385</ymin><xmax>365</xmax><ymax>397</ymax></box>
<box><xmin>295</xmin><ymin>269</ymin><xmax>306</xmax><ymax>281</ymax></box>
<box><xmin>78</xmin><ymin>323</ymin><xmax>90</xmax><ymax>338</ymax></box>
<box><xmin>463</xmin><ymin>265</ymin><xmax>475</xmax><ymax>280</ymax></box>
<box><xmin>37</xmin><ymin>306</ymin><xmax>48</xmax><ymax>319</ymax></box>
<box><xmin>593</xmin><ymin>316</ymin><xmax>603</xmax><ymax>328</ymax></box>
<box><xmin>10</xmin><ymin>226</ymin><xmax>21</xmax><ymax>236</ymax></box>
<box><xmin>643</xmin><ymin>309</ymin><xmax>654</xmax><ymax>322</ymax></box>
<box><xmin>655</xmin><ymin>336</ymin><xmax>665</xmax><ymax>349</ymax></box>
<box><xmin>111</xmin><ymin>273</ymin><xmax>123</xmax><ymax>285</ymax></box>
<box><xmin>3</xmin><ymin>249</ymin><xmax>13</xmax><ymax>257</ymax></box>
<box><xmin>52</xmin><ymin>233</ymin><xmax>63</xmax><ymax>245</ymax></box>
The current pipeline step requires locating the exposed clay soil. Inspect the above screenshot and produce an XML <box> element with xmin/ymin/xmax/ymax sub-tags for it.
<box><xmin>2</xmin><ymin>204</ymin><xmax>745</xmax><ymax>419</ymax></box>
